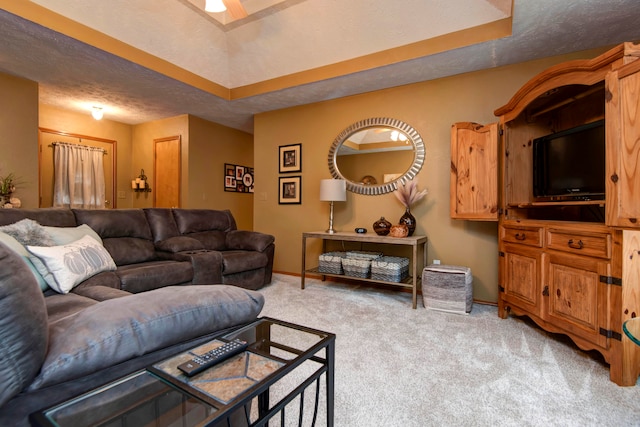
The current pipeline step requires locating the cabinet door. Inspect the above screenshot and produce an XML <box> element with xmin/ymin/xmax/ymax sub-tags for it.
<box><xmin>545</xmin><ymin>251</ymin><xmax>610</xmax><ymax>349</ymax></box>
<box><xmin>450</xmin><ymin>122</ymin><xmax>498</xmax><ymax>220</ymax></box>
<box><xmin>605</xmin><ymin>61</ymin><xmax>640</xmax><ymax>228</ymax></box>
<box><xmin>500</xmin><ymin>242</ymin><xmax>542</xmax><ymax>316</ymax></box>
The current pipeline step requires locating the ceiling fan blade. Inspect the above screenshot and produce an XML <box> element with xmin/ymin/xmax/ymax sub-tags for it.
<box><xmin>222</xmin><ymin>0</ymin><xmax>248</xmax><ymax>19</ymax></box>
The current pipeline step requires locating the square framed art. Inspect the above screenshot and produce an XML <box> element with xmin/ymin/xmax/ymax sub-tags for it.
<box><xmin>278</xmin><ymin>176</ymin><xmax>301</xmax><ymax>204</ymax></box>
<box><xmin>279</xmin><ymin>144</ymin><xmax>302</xmax><ymax>173</ymax></box>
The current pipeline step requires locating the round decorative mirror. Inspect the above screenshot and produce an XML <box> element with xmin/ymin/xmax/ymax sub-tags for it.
<box><xmin>328</xmin><ymin>117</ymin><xmax>425</xmax><ymax>195</ymax></box>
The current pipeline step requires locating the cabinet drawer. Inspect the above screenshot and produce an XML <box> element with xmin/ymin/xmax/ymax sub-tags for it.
<box><xmin>501</xmin><ymin>226</ymin><xmax>543</xmax><ymax>247</ymax></box>
<box><xmin>546</xmin><ymin>229</ymin><xmax>611</xmax><ymax>259</ymax></box>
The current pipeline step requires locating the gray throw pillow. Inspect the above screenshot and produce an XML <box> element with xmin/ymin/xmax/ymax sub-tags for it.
<box><xmin>0</xmin><ymin>218</ymin><xmax>55</xmax><ymax>247</ymax></box>
<box><xmin>0</xmin><ymin>241</ymin><xmax>48</xmax><ymax>406</ymax></box>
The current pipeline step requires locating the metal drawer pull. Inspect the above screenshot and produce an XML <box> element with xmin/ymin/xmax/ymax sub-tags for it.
<box><xmin>515</xmin><ymin>233</ymin><xmax>526</xmax><ymax>241</ymax></box>
<box><xmin>568</xmin><ymin>239</ymin><xmax>584</xmax><ymax>249</ymax></box>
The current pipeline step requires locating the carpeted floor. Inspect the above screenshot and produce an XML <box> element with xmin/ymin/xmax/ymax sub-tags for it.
<box><xmin>257</xmin><ymin>273</ymin><xmax>640</xmax><ymax>426</ymax></box>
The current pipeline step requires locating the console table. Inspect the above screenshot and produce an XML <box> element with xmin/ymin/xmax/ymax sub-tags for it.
<box><xmin>301</xmin><ymin>231</ymin><xmax>428</xmax><ymax>309</ymax></box>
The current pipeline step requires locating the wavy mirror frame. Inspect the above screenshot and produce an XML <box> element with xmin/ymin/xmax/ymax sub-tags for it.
<box><xmin>328</xmin><ymin>117</ymin><xmax>425</xmax><ymax>195</ymax></box>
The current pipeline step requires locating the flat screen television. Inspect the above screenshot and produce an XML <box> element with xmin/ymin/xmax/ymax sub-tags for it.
<box><xmin>533</xmin><ymin>119</ymin><xmax>605</xmax><ymax>202</ymax></box>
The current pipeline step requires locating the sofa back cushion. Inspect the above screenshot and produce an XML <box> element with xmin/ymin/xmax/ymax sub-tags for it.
<box><xmin>144</xmin><ymin>208</ymin><xmax>180</xmax><ymax>242</ymax></box>
<box><xmin>172</xmin><ymin>209</ymin><xmax>237</xmax><ymax>251</ymax></box>
<box><xmin>173</xmin><ymin>209</ymin><xmax>237</xmax><ymax>234</ymax></box>
<box><xmin>73</xmin><ymin>209</ymin><xmax>156</xmax><ymax>265</ymax></box>
<box><xmin>0</xmin><ymin>208</ymin><xmax>77</xmax><ymax>227</ymax></box>
<box><xmin>0</xmin><ymin>241</ymin><xmax>48</xmax><ymax>406</ymax></box>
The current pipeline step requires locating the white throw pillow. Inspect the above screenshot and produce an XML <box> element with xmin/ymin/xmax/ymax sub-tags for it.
<box><xmin>27</xmin><ymin>235</ymin><xmax>117</xmax><ymax>294</ymax></box>
<box><xmin>44</xmin><ymin>224</ymin><xmax>103</xmax><ymax>245</ymax></box>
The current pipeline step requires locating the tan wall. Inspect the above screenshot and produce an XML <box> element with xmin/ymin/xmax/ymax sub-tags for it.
<box><xmin>39</xmin><ymin>104</ymin><xmax>134</xmax><ymax>208</ymax></box>
<box><xmin>0</xmin><ymin>73</ymin><xmax>39</xmax><ymax>208</ymax></box>
<box><xmin>187</xmin><ymin>116</ymin><xmax>254</xmax><ymax>230</ymax></box>
<box><xmin>254</xmin><ymin>47</ymin><xmax>609</xmax><ymax>303</ymax></box>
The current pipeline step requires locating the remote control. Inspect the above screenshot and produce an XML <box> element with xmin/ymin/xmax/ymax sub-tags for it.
<box><xmin>177</xmin><ymin>339</ymin><xmax>248</xmax><ymax>377</ymax></box>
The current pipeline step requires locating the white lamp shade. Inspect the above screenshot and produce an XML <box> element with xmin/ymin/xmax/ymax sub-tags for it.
<box><xmin>320</xmin><ymin>179</ymin><xmax>346</xmax><ymax>202</ymax></box>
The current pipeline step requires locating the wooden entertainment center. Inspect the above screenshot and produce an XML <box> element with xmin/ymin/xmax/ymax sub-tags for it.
<box><xmin>451</xmin><ymin>42</ymin><xmax>640</xmax><ymax>385</ymax></box>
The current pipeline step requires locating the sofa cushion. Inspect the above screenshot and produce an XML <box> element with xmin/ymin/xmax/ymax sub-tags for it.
<box><xmin>116</xmin><ymin>260</ymin><xmax>193</xmax><ymax>293</ymax></box>
<box><xmin>0</xmin><ymin>241</ymin><xmax>48</xmax><ymax>407</ymax></box>
<box><xmin>222</xmin><ymin>250</ymin><xmax>268</xmax><ymax>275</ymax></box>
<box><xmin>45</xmin><ymin>292</ymin><xmax>99</xmax><ymax>323</ymax></box>
<box><xmin>27</xmin><ymin>284</ymin><xmax>265</xmax><ymax>390</ymax></box>
<box><xmin>103</xmin><ymin>237</ymin><xmax>157</xmax><ymax>266</ymax></box>
<box><xmin>27</xmin><ymin>235</ymin><xmax>117</xmax><ymax>294</ymax></box>
<box><xmin>173</xmin><ymin>209</ymin><xmax>237</xmax><ymax>234</ymax></box>
<box><xmin>74</xmin><ymin>209</ymin><xmax>156</xmax><ymax>265</ymax></box>
<box><xmin>144</xmin><ymin>208</ymin><xmax>180</xmax><ymax>242</ymax></box>
<box><xmin>0</xmin><ymin>208</ymin><xmax>77</xmax><ymax>227</ymax></box>
<box><xmin>226</xmin><ymin>230</ymin><xmax>275</xmax><ymax>252</ymax></box>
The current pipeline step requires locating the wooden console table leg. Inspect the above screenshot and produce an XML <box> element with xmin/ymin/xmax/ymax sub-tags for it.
<box><xmin>301</xmin><ymin>235</ymin><xmax>307</xmax><ymax>289</ymax></box>
<box><xmin>412</xmin><ymin>243</ymin><xmax>418</xmax><ymax>309</ymax></box>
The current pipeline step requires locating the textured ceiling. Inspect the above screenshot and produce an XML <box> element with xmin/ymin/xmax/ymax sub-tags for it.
<box><xmin>1</xmin><ymin>0</ymin><xmax>640</xmax><ymax>134</ymax></box>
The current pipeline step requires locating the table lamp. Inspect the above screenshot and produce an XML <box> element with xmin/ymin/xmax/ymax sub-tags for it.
<box><xmin>320</xmin><ymin>179</ymin><xmax>346</xmax><ymax>234</ymax></box>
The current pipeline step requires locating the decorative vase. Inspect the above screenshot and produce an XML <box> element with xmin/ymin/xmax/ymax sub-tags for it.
<box><xmin>373</xmin><ymin>217</ymin><xmax>392</xmax><ymax>236</ymax></box>
<box><xmin>399</xmin><ymin>208</ymin><xmax>416</xmax><ymax>236</ymax></box>
<box><xmin>389</xmin><ymin>224</ymin><xmax>408</xmax><ymax>238</ymax></box>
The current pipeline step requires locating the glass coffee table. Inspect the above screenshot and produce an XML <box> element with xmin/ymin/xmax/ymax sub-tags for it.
<box><xmin>31</xmin><ymin>317</ymin><xmax>335</xmax><ymax>427</ymax></box>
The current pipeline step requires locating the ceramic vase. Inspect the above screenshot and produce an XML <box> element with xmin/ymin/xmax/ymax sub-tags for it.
<box><xmin>399</xmin><ymin>208</ymin><xmax>416</xmax><ymax>236</ymax></box>
<box><xmin>373</xmin><ymin>217</ymin><xmax>392</xmax><ymax>236</ymax></box>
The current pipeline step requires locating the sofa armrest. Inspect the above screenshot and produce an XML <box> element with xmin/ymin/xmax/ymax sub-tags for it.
<box><xmin>226</xmin><ymin>230</ymin><xmax>275</xmax><ymax>252</ymax></box>
<box><xmin>172</xmin><ymin>250</ymin><xmax>223</xmax><ymax>285</ymax></box>
<box><xmin>155</xmin><ymin>236</ymin><xmax>204</xmax><ymax>253</ymax></box>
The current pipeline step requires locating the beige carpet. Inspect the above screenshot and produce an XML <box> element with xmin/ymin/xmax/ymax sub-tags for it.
<box><xmin>257</xmin><ymin>273</ymin><xmax>640</xmax><ymax>426</ymax></box>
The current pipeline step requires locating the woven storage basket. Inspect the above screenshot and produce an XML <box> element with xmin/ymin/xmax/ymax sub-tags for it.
<box><xmin>422</xmin><ymin>264</ymin><xmax>472</xmax><ymax>314</ymax></box>
<box><xmin>371</xmin><ymin>256</ymin><xmax>409</xmax><ymax>282</ymax></box>
<box><xmin>346</xmin><ymin>251</ymin><xmax>383</xmax><ymax>260</ymax></box>
<box><xmin>341</xmin><ymin>257</ymin><xmax>372</xmax><ymax>278</ymax></box>
<box><xmin>318</xmin><ymin>251</ymin><xmax>346</xmax><ymax>274</ymax></box>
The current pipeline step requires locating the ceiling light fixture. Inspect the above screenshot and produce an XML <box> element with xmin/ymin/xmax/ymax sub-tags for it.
<box><xmin>205</xmin><ymin>0</ymin><xmax>227</xmax><ymax>13</ymax></box>
<box><xmin>91</xmin><ymin>106</ymin><xmax>103</xmax><ymax>120</ymax></box>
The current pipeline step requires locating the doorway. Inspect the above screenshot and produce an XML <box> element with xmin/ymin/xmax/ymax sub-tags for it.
<box><xmin>38</xmin><ymin>128</ymin><xmax>116</xmax><ymax>208</ymax></box>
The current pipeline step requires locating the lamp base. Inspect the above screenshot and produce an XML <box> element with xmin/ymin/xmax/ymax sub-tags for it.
<box><xmin>325</xmin><ymin>228</ymin><xmax>336</xmax><ymax>234</ymax></box>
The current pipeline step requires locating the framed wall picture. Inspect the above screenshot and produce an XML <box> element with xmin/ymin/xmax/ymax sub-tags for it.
<box><xmin>278</xmin><ymin>176</ymin><xmax>302</xmax><ymax>204</ymax></box>
<box><xmin>279</xmin><ymin>143</ymin><xmax>302</xmax><ymax>173</ymax></box>
<box><xmin>224</xmin><ymin>163</ymin><xmax>254</xmax><ymax>193</ymax></box>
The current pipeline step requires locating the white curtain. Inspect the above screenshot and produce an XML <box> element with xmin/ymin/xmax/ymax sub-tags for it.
<box><xmin>53</xmin><ymin>143</ymin><xmax>106</xmax><ymax>209</ymax></box>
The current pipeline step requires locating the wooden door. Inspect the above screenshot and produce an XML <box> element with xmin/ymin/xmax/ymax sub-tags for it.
<box><xmin>39</xmin><ymin>128</ymin><xmax>116</xmax><ymax>208</ymax></box>
<box><xmin>154</xmin><ymin>136</ymin><xmax>181</xmax><ymax>208</ymax></box>
<box><xmin>450</xmin><ymin>122</ymin><xmax>498</xmax><ymax>220</ymax></box>
<box><xmin>605</xmin><ymin>60</ymin><xmax>640</xmax><ymax>228</ymax></box>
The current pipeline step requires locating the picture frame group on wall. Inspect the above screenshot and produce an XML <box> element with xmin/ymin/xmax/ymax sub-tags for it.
<box><xmin>278</xmin><ymin>176</ymin><xmax>302</xmax><ymax>204</ymax></box>
<box><xmin>224</xmin><ymin>163</ymin><xmax>254</xmax><ymax>193</ymax></box>
<box><xmin>279</xmin><ymin>144</ymin><xmax>302</xmax><ymax>173</ymax></box>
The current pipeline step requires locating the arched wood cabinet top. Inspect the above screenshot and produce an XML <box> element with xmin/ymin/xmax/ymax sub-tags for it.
<box><xmin>494</xmin><ymin>42</ymin><xmax>640</xmax><ymax>122</ymax></box>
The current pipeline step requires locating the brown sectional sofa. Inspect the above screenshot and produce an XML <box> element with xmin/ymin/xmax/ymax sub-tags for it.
<box><xmin>0</xmin><ymin>208</ymin><xmax>275</xmax><ymax>426</ymax></box>
<box><xmin>0</xmin><ymin>207</ymin><xmax>275</xmax><ymax>292</ymax></box>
